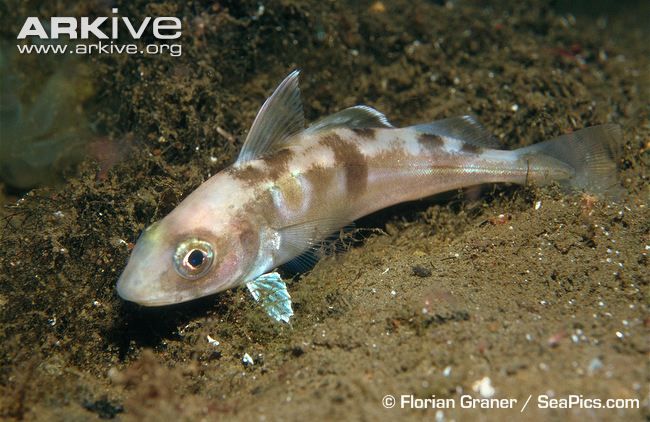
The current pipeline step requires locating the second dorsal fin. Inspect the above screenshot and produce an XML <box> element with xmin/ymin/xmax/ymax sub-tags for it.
<box><xmin>305</xmin><ymin>105</ymin><xmax>393</xmax><ymax>135</ymax></box>
<box><xmin>236</xmin><ymin>70</ymin><xmax>305</xmax><ymax>165</ymax></box>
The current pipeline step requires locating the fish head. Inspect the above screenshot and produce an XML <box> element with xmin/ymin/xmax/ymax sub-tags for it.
<box><xmin>116</xmin><ymin>213</ymin><xmax>259</xmax><ymax>306</ymax></box>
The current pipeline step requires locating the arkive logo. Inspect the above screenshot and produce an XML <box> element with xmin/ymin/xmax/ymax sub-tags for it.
<box><xmin>17</xmin><ymin>8</ymin><xmax>181</xmax><ymax>40</ymax></box>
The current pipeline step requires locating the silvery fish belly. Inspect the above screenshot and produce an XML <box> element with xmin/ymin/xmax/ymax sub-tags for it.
<box><xmin>117</xmin><ymin>71</ymin><xmax>623</xmax><ymax>322</ymax></box>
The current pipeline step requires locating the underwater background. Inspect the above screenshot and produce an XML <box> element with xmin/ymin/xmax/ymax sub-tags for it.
<box><xmin>1</xmin><ymin>0</ymin><xmax>648</xmax><ymax>420</ymax></box>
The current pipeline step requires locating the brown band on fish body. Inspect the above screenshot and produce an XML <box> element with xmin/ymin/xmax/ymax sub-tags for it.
<box><xmin>319</xmin><ymin>134</ymin><xmax>369</xmax><ymax>196</ymax></box>
<box><xmin>227</xmin><ymin>148</ymin><xmax>294</xmax><ymax>186</ymax></box>
<box><xmin>417</xmin><ymin>133</ymin><xmax>445</xmax><ymax>151</ymax></box>
<box><xmin>238</xmin><ymin>224</ymin><xmax>259</xmax><ymax>255</ymax></box>
<box><xmin>303</xmin><ymin>162</ymin><xmax>336</xmax><ymax>202</ymax></box>
<box><xmin>242</xmin><ymin>188</ymin><xmax>280</xmax><ymax>225</ymax></box>
<box><xmin>264</xmin><ymin>148</ymin><xmax>294</xmax><ymax>181</ymax></box>
<box><xmin>275</xmin><ymin>173</ymin><xmax>304</xmax><ymax>212</ymax></box>
<box><xmin>460</xmin><ymin>142</ymin><xmax>484</xmax><ymax>155</ymax></box>
<box><xmin>227</xmin><ymin>165</ymin><xmax>267</xmax><ymax>186</ymax></box>
<box><xmin>351</xmin><ymin>127</ymin><xmax>376</xmax><ymax>139</ymax></box>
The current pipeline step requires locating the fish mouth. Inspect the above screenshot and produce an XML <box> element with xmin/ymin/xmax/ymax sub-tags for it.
<box><xmin>116</xmin><ymin>272</ymin><xmax>209</xmax><ymax>307</ymax></box>
<box><xmin>117</xmin><ymin>282</ymin><xmax>185</xmax><ymax>307</ymax></box>
<box><xmin>116</xmin><ymin>277</ymin><xmax>151</xmax><ymax>306</ymax></box>
<box><xmin>115</xmin><ymin>269</ymin><xmax>173</xmax><ymax>307</ymax></box>
<box><xmin>117</xmin><ymin>291</ymin><xmax>172</xmax><ymax>307</ymax></box>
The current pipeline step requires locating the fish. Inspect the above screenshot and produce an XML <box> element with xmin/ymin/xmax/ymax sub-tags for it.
<box><xmin>116</xmin><ymin>70</ymin><xmax>623</xmax><ymax>322</ymax></box>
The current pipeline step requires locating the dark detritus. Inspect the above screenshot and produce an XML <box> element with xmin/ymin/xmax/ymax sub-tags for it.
<box><xmin>411</xmin><ymin>265</ymin><xmax>432</xmax><ymax>277</ymax></box>
<box><xmin>82</xmin><ymin>397</ymin><xmax>124</xmax><ymax>419</ymax></box>
<box><xmin>319</xmin><ymin>134</ymin><xmax>369</xmax><ymax>196</ymax></box>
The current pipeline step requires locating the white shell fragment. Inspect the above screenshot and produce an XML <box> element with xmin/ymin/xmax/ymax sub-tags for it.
<box><xmin>206</xmin><ymin>335</ymin><xmax>220</xmax><ymax>347</ymax></box>
<box><xmin>472</xmin><ymin>376</ymin><xmax>496</xmax><ymax>398</ymax></box>
<box><xmin>242</xmin><ymin>353</ymin><xmax>254</xmax><ymax>366</ymax></box>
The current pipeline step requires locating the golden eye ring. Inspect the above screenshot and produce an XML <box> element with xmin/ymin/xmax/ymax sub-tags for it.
<box><xmin>173</xmin><ymin>239</ymin><xmax>214</xmax><ymax>279</ymax></box>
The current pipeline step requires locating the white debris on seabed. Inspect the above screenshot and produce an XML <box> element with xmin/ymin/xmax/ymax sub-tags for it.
<box><xmin>206</xmin><ymin>335</ymin><xmax>220</xmax><ymax>347</ymax></box>
<box><xmin>587</xmin><ymin>357</ymin><xmax>603</xmax><ymax>375</ymax></box>
<box><xmin>442</xmin><ymin>366</ymin><xmax>452</xmax><ymax>377</ymax></box>
<box><xmin>435</xmin><ymin>410</ymin><xmax>445</xmax><ymax>422</ymax></box>
<box><xmin>534</xmin><ymin>200</ymin><xmax>542</xmax><ymax>210</ymax></box>
<box><xmin>251</xmin><ymin>4</ymin><xmax>265</xmax><ymax>20</ymax></box>
<box><xmin>472</xmin><ymin>376</ymin><xmax>495</xmax><ymax>398</ymax></box>
<box><xmin>242</xmin><ymin>353</ymin><xmax>254</xmax><ymax>366</ymax></box>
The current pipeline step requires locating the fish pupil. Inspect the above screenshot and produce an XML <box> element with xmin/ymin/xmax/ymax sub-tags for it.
<box><xmin>188</xmin><ymin>249</ymin><xmax>205</xmax><ymax>268</ymax></box>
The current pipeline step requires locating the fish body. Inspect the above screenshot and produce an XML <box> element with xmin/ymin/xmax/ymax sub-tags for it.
<box><xmin>117</xmin><ymin>71</ymin><xmax>622</xmax><ymax>317</ymax></box>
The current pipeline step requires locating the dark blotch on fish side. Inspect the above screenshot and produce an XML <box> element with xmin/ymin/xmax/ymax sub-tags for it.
<box><xmin>351</xmin><ymin>127</ymin><xmax>376</xmax><ymax>139</ymax></box>
<box><xmin>412</xmin><ymin>265</ymin><xmax>432</xmax><ymax>277</ymax></box>
<box><xmin>227</xmin><ymin>164</ymin><xmax>267</xmax><ymax>186</ymax></box>
<box><xmin>264</xmin><ymin>148</ymin><xmax>294</xmax><ymax>180</ymax></box>
<box><xmin>460</xmin><ymin>142</ymin><xmax>484</xmax><ymax>154</ymax></box>
<box><xmin>229</xmin><ymin>149</ymin><xmax>294</xmax><ymax>185</ymax></box>
<box><xmin>320</xmin><ymin>134</ymin><xmax>368</xmax><ymax>196</ymax></box>
<box><xmin>417</xmin><ymin>133</ymin><xmax>445</xmax><ymax>150</ymax></box>
<box><xmin>303</xmin><ymin>163</ymin><xmax>335</xmax><ymax>199</ymax></box>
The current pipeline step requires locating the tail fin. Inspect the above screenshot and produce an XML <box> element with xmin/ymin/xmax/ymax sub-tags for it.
<box><xmin>516</xmin><ymin>124</ymin><xmax>624</xmax><ymax>198</ymax></box>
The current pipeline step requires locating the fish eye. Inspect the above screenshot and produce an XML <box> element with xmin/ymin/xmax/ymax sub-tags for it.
<box><xmin>173</xmin><ymin>239</ymin><xmax>214</xmax><ymax>279</ymax></box>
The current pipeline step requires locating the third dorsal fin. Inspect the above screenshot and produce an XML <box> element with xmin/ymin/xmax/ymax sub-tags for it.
<box><xmin>412</xmin><ymin>115</ymin><xmax>501</xmax><ymax>149</ymax></box>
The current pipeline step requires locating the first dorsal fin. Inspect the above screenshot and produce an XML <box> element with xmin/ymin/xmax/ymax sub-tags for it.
<box><xmin>305</xmin><ymin>105</ymin><xmax>393</xmax><ymax>135</ymax></box>
<box><xmin>412</xmin><ymin>115</ymin><xmax>501</xmax><ymax>149</ymax></box>
<box><xmin>236</xmin><ymin>70</ymin><xmax>305</xmax><ymax>165</ymax></box>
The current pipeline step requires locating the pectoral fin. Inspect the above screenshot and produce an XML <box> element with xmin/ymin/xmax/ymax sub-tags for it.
<box><xmin>246</xmin><ymin>272</ymin><xmax>294</xmax><ymax>323</ymax></box>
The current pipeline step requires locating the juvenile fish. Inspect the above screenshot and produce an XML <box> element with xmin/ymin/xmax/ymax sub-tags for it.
<box><xmin>117</xmin><ymin>71</ymin><xmax>622</xmax><ymax>321</ymax></box>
